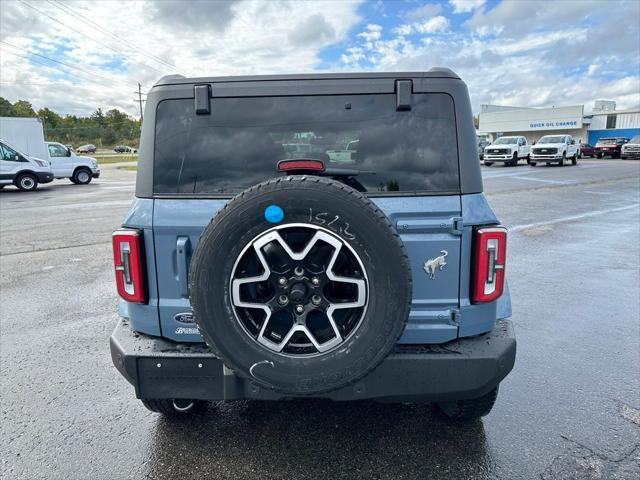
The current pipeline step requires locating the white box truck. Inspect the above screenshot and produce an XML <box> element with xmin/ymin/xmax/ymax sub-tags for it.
<box><xmin>0</xmin><ymin>117</ymin><xmax>100</xmax><ymax>186</ymax></box>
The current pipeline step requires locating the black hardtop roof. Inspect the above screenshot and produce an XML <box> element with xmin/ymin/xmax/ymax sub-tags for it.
<box><xmin>154</xmin><ymin>68</ymin><xmax>460</xmax><ymax>87</ymax></box>
<box><xmin>136</xmin><ymin>66</ymin><xmax>484</xmax><ymax>197</ymax></box>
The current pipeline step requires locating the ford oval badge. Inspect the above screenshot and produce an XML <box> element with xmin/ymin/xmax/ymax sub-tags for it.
<box><xmin>174</xmin><ymin>312</ymin><xmax>195</xmax><ymax>324</ymax></box>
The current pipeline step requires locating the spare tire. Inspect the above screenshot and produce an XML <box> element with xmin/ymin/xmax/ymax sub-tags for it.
<box><xmin>189</xmin><ymin>176</ymin><xmax>411</xmax><ymax>395</ymax></box>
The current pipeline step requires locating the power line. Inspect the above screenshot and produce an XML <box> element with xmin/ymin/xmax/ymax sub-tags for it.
<box><xmin>49</xmin><ymin>0</ymin><xmax>192</xmax><ymax>76</ymax></box>
<box><xmin>18</xmin><ymin>0</ymin><xmax>166</xmax><ymax>78</ymax></box>
<box><xmin>0</xmin><ymin>49</ymin><xmax>148</xmax><ymax>95</ymax></box>
<box><xmin>0</xmin><ymin>41</ymin><xmax>142</xmax><ymax>90</ymax></box>
<box><xmin>0</xmin><ymin>81</ymin><xmax>56</xmax><ymax>86</ymax></box>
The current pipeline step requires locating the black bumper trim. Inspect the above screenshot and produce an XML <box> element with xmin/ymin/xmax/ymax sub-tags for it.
<box><xmin>110</xmin><ymin>318</ymin><xmax>516</xmax><ymax>402</ymax></box>
<box><xmin>36</xmin><ymin>172</ymin><xmax>54</xmax><ymax>183</ymax></box>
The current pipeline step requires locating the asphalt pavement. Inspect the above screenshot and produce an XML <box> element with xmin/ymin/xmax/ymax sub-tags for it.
<box><xmin>1</xmin><ymin>159</ymin><xmax>639</xmax><ymax>480</ymax></box>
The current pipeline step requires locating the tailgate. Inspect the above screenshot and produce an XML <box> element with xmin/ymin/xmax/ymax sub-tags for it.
<box><xmin>153</xmin><ymin>196</ymin><xmax>462</xmax><ymax>344</ymax></box>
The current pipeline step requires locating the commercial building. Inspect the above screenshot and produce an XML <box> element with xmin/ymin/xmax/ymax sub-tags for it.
<box><xmin>478</xmin><ymin>100</ymin><xmax>640</xmax><ymax>145</ymax></box>
<box><xmin>588</xmin><ymin>107</ymin><xmax>640</xmax><ymax>144</ymax></box>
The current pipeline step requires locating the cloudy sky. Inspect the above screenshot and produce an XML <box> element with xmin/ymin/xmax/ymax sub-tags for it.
<box><xmin>1</xmin><ymin>0</ymin><xmax>639</xmax><ymax>118</ymax></box>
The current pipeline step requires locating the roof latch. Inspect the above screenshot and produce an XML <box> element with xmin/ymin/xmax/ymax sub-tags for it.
<box><xmin>395</xmin><ymin>79</ymin><xmax>412</xmax><ymax>111</ymax></box>
<box><xmin>194</xmin><ymin>84</ymin><xmax>211</xmax><ymax>115</ymax></box>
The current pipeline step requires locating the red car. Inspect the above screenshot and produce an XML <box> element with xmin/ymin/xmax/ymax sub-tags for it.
<box><xmin>77</xmin><ymin>144</ymin><xmax>97</xmax><ymax>154</ymax></box>
<box><xmin>578</xmin><ymin>143</ymin><xmax>595</xmax><ymax>158</ymax></box>
<box><xmin>594</xmin><ymin>137</ymin><xmax>629</xmax><ymax>158</ymax></box>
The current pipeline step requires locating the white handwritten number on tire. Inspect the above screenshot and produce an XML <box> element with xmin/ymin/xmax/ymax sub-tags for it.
<box><xmin>308</xmin><ymin>208</ymin><xmax>356</xmax><ymax>240</ymax></box>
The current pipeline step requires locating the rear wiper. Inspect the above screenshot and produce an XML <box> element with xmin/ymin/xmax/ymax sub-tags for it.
<box><xmin>323</xmin><ymin>167</ymin><xmax>376</xmax><ymax>177</ymax></box>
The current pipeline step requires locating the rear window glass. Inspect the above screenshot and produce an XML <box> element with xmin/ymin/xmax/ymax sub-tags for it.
<box><xmin>153</xmin><ymin>93</ymin><xmax>459</xmax><ymax>196</ymax></box>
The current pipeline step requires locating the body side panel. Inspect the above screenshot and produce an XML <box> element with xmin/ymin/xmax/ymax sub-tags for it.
<box><xmin>119</xmin><ymin>198</ymin><xmax>161</xmax><ymax>336</ymax></box>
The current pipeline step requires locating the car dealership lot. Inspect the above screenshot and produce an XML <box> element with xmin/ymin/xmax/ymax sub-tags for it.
<box><xmin>1</xmin><ymin>160</ymin><xmax>639</xmax><ymax>480</ymax></box>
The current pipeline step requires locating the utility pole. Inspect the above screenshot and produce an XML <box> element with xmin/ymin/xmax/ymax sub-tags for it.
<box><xmin>135</xmin><ymin>82</ymin><xmax>144</xmax><ymax>123</ymax></box>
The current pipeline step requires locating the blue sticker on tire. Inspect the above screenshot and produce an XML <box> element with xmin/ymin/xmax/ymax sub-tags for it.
<box><xmin>264</xmin><ymin>205</ymin><xmax>284</xmax><ymax>223</ymax></box>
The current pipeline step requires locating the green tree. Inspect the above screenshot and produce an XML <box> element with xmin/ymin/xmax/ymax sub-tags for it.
<box><xmin>91</xmin><ymin>108</ymin><xmax>105</xmax><ymax>126</ymax></box>
<box><xmin>0</xmin><ymin>97</ymin><xmax>15</xmax><ymax>116</ymax></box>
<box><xmin>12</xmin><ymin>100</ymin><xmax>37</xmax><ymax>117</ymax></box>
<box><xmin>1</xmin><ymin>97</ymin><xmax>139</xmax><ymax>147</ymax></box>
<box><xmin>37</xmin><ymin>107</ymin><xmax>62</xmax><ymax>129</ymax></box>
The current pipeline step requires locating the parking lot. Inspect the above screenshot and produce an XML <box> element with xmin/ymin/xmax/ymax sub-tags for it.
<box><xmin>1</xmin><ymin>160</ymin><xmax>639</xmax><ymax>479</ymax></box>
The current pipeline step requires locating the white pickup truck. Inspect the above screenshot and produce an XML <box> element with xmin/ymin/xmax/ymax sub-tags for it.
<box><xmin>530</xmin><ymin>134</ymin><xmax>578</xmax><ymax>167</ymax></box>
<box><xmin>483</xmin><ymin>136</ymin><xmax>531</xmax><ymax>166</ymax></box>
<box><xmin>45</xmin><ymin>142</ymin><xmax>100</xmax><ymax>184</ymax></box>
<box><xmin>326</xmin><ymin>140</ymin><xmax>359</xmax><ymax>163</ymax></box>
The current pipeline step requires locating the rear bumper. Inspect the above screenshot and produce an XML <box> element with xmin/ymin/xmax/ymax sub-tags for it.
<box><xmin>110</xmin><ymin>318</ymin><xmax>516</xmax><ymax>402</ymax></box>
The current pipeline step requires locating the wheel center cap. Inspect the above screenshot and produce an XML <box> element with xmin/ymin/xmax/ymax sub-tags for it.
<box><xmin>289</xmin><ymin>282</ymin><xmax>307</xmax><ymax>302</ymax></box>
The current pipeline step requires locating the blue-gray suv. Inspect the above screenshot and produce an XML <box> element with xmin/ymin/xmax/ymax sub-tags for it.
<box><xmin>110</xmin><ymin>69</ymin><xmax>516</xmax><ymax>420</ymax></box>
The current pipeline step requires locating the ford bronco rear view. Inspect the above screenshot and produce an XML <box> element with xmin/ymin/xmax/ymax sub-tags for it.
<box><xmin>110</xmin><ymin>69</ymin><xmax>516</xmax><ymax>420</ymax></box>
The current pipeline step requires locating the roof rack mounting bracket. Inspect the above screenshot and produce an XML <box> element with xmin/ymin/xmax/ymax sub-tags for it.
<box><xmin>396</xmin><ymin>79</ymin><xmax>413</xmax><ymax>111</ymax></box>
<box><xmin>194</xmin><ymin>84</ymin><xmax>211</xmax><ymax>115</ymax></box>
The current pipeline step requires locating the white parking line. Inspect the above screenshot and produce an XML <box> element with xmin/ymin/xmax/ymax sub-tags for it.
<box><xmin>584</xmin><ymin>190</ymin><xmax>616</xmax><ymax>195</ymax></box>
<box><xmin>481</xmin><ymin>163</ymin><xmax>618</xmax><ymax>179</ymax></box>
<box><xmin>0</xmin><ymin>200</ymin><xmax>132</xmax><ymax>212</ymax></box>
<box><xmin>510</xmin><ymin>203</ymin><xmax>640</xmax><ymax>232</ymax></box>
<box><xmin>510</xmin><ymin>176</ymin><xmax>573</xmax><ymax>185</ymax></box>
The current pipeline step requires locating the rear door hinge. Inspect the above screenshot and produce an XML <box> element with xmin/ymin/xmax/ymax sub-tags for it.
<box><xmin>395</xmin><ymin>79</ymin><xmax>413</xmax><ymax>111</ymax></box>
<box><xmin>452</xmin><ymin>217</ymin><xmax>464</xmax><ymax>236</ymax></box>
<box><xmin>194</xmin><ymin>84</ymin><xmax>211</xmax><ymax>115</ymax></box>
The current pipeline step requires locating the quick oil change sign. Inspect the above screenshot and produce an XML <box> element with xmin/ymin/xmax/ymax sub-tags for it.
<box><xmin>529</xmin><ymin>120</ymin><xmax>579</xmax><ymax>129</ymax></box>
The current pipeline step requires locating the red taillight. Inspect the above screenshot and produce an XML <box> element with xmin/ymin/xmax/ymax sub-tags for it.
<box><xmin>277</xmin><ymin>159</ymin><xmax>325</xmax><ymax>173</ymax></box>
<box><xmin>112</xmin><ymin>229</ymin><xmax>146</xmax><ymax>303</ymax></box>
<box><xmin>472</xmin><ymin>226</ymin><xmax>507</xmax><ymax>303</ymax></box>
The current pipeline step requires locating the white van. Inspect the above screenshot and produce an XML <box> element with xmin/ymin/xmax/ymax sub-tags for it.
<box><xmin>0</xmin><ymin>139</ymin><xmax>54</xmax><ymax>191</ymax></box>
<box><xmin>0</xmin><ymin>117</ymin><xmax>99</xmax><ymax>185</ymax></box>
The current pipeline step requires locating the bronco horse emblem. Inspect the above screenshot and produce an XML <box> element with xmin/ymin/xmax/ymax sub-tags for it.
<box><xmin>423</xmin><ymin>250</ymin><xmax>448</xmax><ymax>279</ymax></box>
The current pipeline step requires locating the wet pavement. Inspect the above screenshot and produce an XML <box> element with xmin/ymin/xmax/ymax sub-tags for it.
<box><xmin>1</xmin><ymin>160</ymin><xmax>639</xmax><ymax>479</ymax></box>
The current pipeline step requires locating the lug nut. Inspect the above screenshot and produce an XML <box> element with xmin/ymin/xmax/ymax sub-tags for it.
<box><xmin>278</xmin><ymin>277</ymin><xmax>287</xmax><ymax>286</ymax></box>
<box><xmin>311</xmin><ymin>277</ymin><xmax>320</xmax><ymax>286</ymax></box>
<box><xmin>311</xmin><ymin>295</ymin><xmax>321</xmax><ymax>305</ymax></box>
<box><xmin>278</xmin><ymin>295</ymin><xmax>289</xmax><ymax>305</ymax></box>
<box><xmin>294</xmin><ymin>266</ymin><xmax>304</xmax><ymax>277</ymax></box>
<box><xmin>295</xmin><ymin>304</ymin><xmax>304</xmax><ymax>314</ymax></box>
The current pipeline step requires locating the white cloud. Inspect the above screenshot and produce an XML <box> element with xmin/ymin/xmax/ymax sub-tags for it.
<box><xmin>449</xmin><ymin>0</ymin><xmax>486</xmax><ymax>14</ymax></box>
<box><xmin>336</xmin><ymin>0</ymin><xmax>640</xmax><ymax>112</ymax></box>
<box><xmin>0</xmin><ymin>0</ymin><xmax>363</xmax><ymax>116</ymax></box>
<box><xmin>392</xmin><ymin>16</ymin><xmax>449</xmax><ymax>36</ymax></box>
<box><xmin>401</xmin><ymin>3</ymin><xmax>442</xmax><ymax>20</ymax></box>
<box><xmin>415</xmin><ymin>16</ymin><xmax>449</xmax><ymax>34</ymax></box>
<box><xmin>358</xmin><ymin>24</ymin><xmax>383</xmax><ymax>41</ymax></box>
<box><xmin>393</xmin><ymin>24</ymin><xmax>414</xmax><ymax>36</ymax></box>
